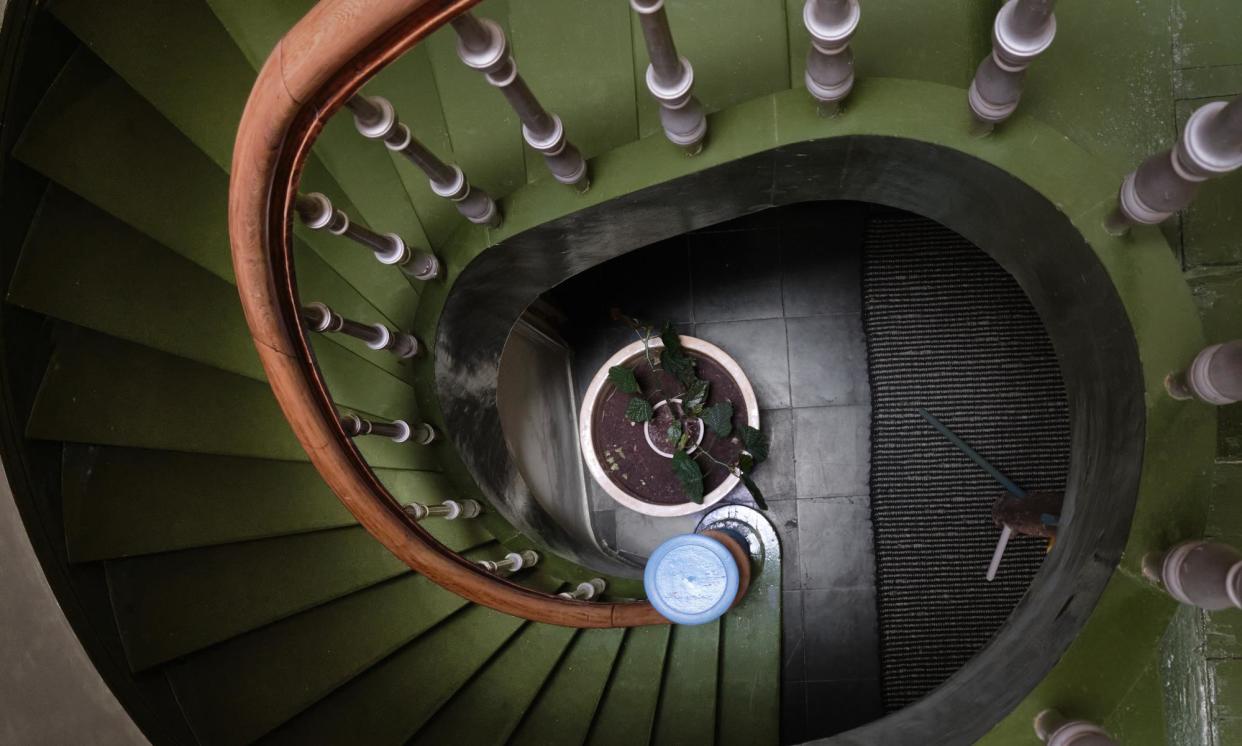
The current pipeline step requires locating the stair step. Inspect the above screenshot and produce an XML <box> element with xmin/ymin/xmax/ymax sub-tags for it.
<box><xmin>108</xmin><ymin>517</ymin><xmax>490</xmax><ymax>670</ymax></box>
<box><xmin>585</xmin><ymin>624</ymin><xmax>673</xmax><ymax>746</ymax></box>
<box><xmin>652</xmin><ymin>621</ymin><xmax>721</xmax><ymax>746</ymax></box>
<box><xmin>509</xmin><ymin>627</ymin><xmax>626</xmax><ymax>746</ymax></box>
<box><xmin>260</xmin><ymin>575</ymin><xmax>561</xmax><ymax>746</ymax></box>
<box><xmin>10</xmin><ymin>186</ymin><xmax>420</xmax><ymax>416</ymax></box>
<box><xmin>28</xmin><ymin>328</ymin><xmax>434</xmax><ymax>469</ymax></box>
<box><xmin>410</xmin><ymin>617</ymin><xmax>579</xmax><ymax>746</ymax></box>
<box><xmin>165</xmin><ymin>547</ymin><xmax>501</xmax><ymax>745</ymax></box>
<box><xmin>13</xmin><ymin>49</ymin><xmax>419</xmax><ymax>330</ymax></box>
<box><xmin>9</xmin><ymin>185</ymin><xmax>412</xmax><ymax>381</ymax></box>
<box><xmin>61</xmin><ymin>445</ymin><xmax>452</xmax><ymax>560</ymax></box>
<box><xmin>718</xmin><ymin>551</ymin><xmax>782</xmax><ymax>746</ymax></box>
<box><xmin>203</xmin><ymin>0</ymin><xmax>441</xmax><ymax>252</ymax></box>
<box><xmin>49</xmin><ymin>0</ymin><xmax>251</xmax><ymax>170</ymax></box>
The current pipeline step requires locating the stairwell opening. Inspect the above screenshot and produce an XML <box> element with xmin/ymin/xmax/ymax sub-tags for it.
<box><xmin>438</xmin><ymin>135</ymin><xmax>1145</xmax><ymax>745</ymax></box>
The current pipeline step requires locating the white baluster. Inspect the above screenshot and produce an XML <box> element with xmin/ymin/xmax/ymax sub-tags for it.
<box><xmin>339</xmin><ymin>413</ymin><xmax>438</xmax><ymax>445</ymax></box>
<box><xmin>631</xmin><ymin>0</ymin><xmax>707</xmax><ymax>153</ymax></box>
<box><xmin>1144</xmin><ymin>540</ymin><xmax>1242</xmax><ymax>611</ymax></box>
<box><xmin>968</xmin><ymin>0</ymin><xmax>1056</xmax><ymax>132</ymax></box>
<box><xmin>295</xmin><ymin>192</ymin><xmax>441</xmax><ymax>280</ymax></box>
<box><xmin>558</xmin><ymin>578</ymin><xmax>607</xmax><ymax>601</ymax></box>
<box><xmin>1034</xmin><ymin>710</ymin><xmax>1117</xmax><ymax>746</ymax></box>
<box><xmin>302</xmin><ymin>302</ymin><xmax>421</xmax><ymax>359</ymax></box>
<box><xmin>402</xmin><ymin>499</ymin><xmax>483</xmax><ymax>521</ymax></box>
<box><xmin>478</xmin><ymin>550</ymin><xmax>540</xmax><ymax>575</ymax></box>
<box><xmin>1166</xmin><ymin>340</ymin><xmax>1242</xmax><ymax>405</ymax></box>
<box><xmin>802</xmin><ymin>0</ymin><xmax>860</xmax><ymax>116</ymax></box>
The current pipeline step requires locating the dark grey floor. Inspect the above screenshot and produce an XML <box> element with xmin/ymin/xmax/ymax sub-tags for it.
<box><xmin>549</xmin><ymin>202</ymin><xmax>882</xmax><ymax>742</ymax></box>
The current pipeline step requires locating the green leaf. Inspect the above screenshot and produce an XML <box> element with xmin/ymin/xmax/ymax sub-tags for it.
<box><xmin>659</xmin><ymin>324</ymin><xmax>697</xmax><ymax>386</ymax></box>
<box><xmin>740</xmin><ymin>473</ymin><xmax>768</xmax><ymax>511</ymax></box>
<box><xmin>701</xmin><ymin>401</ymin><xmax>733</xmax><ymax>437</ymax></box>
<box><xmin>625</xmin><ymin>397</ymin><xmax>654</xmax><ymax>423</ymax></box>
<box><xmin>607</xmin><ymin>365</ymin><xmax>641</xmax><ymax>395</ymax></box>
<box><xmin>671</xmin><ymin>450</ymin><xmax>705</xmax><ymax>503</ymax></box>
<box><xmin>740</xmin><ymin>425</ymin><xmax>769</xmax><ymax>463</ymax></box>
<box><xmin>736</xmin><ymin>452</ymin><xmax>755</xmax><ymax>474</ymax></box>
<box><xmin>666</xmin><ymin>422</ymin><xmax>683</xmax><ymax>445</ymax></box>
<box><xmin>684</xmin><ymin>379</ymin><xmax>711</xmax><ymax>414</ymax></box>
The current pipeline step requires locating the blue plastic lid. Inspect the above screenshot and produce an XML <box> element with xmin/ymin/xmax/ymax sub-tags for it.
<box><xmin>643</xmin><ymin>533</ymin><xmax>740</xmax><ymax>625</ymax></box>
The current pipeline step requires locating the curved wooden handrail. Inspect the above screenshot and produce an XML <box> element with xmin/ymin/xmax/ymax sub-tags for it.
<box><xmin>228</xmin><ymin>0</ymin><xmax>664</xmax><ymax>627</ymax></box>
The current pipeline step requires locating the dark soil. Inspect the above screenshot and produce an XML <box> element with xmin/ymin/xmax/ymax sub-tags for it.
<box><xmin>591</xmin><ymin>345</ymin><xmax>747</xmax><ymax>506</ymax></box>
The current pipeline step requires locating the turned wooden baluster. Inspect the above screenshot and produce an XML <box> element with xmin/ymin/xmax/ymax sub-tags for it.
<box><xmin>450</xmin><ymin>14</ymin><xmax>589</xmax><ymax>190</ymax></box>
<box><xmin>301</xmin><ymin>302</ymin><xmax>421</xmax><ymax>359</ymax></box>
<box><xmin>1034</xmin><ymin>710</ymin><xmax>1118</xmax><ymax>746</ymax></box>
<box><xmin>1145</xmin><ymin>539</ymin><xmax>1242</xmax><ymax>611</ymax></box>
<box><xmin>402</xmin><ymin>499</ymin><xmax>483</xmax><ymax>521</ymax></box>
<box><xmin>1166</xmin><ymin>340</ymin><xmax>1242</xmax><ymax>404</ymax></box>
<box><xmin>345</xmin><ymin>94</ymin><xmax>501</xmax><ymax>227</ymax></box>
<box><xmin>968</xmin><ymin>0</ymin><xmax>1057</xmax><ymax>132</ymax></box>
<box><xmin>1107</xmin><ymin>95</ymin><xmax>1242</xmax><ymax>234</ymax></box>
<box><xmin>294</xmin><ymin>192</ymin><xmax>441</xmax><ymax>280</ymax></box>
<box><xmin>631</xmin><ymin>0</ymin><xmax>707</xmax><ymax>153</ymax></box>
<box><xmin>478</xmin><ymin>550</ymin><xmax>540</xmax><ymax>575</ymax></box>
<box><xmin>558</xmin><ymin>578</ymin><xmax>607</xmax><ymax>601</ymax></box>
<box><xmin>802</xmin><ymin>0</ymin><xmax>860</xmax><ymax>116</ymax></box>
<box><xmin>339</xmin><ymin>413</ymin><xmax>438</xmax><ymax>446</ymax></box>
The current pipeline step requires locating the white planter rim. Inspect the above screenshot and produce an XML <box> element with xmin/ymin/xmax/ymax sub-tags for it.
<box><xmin>579</xmin><ymin>336</ymin><xmax>760</xmax><ymax>517</ymax></box>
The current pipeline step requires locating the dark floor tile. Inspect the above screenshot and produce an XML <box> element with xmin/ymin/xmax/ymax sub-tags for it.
<box><xmin>787</xmin><ymin>315</ymin><xmax>870</xmax><ymax>407</ymax></box>
<box><xmin>689</xmin><ymin>231</ymin><xmax>784</xmax><ymax>322</ymax></box>
<box><xmin>805</xmin><ymin>679</ymin><xmax>883</xmax><ymax>738</ymax></box>
<box><xmin>695</xmin><ymin>318</ymin><xmax>791</xmax><ymax>408</ymax></box>
<box><xmin>781</xmin><ymin>680</ymin><xmax>808</xmax><ymax>746</ymax></box>
<box><xmin>794</xmin><ymin>406</ymin><xmax>870</xmax><ymax>497</ymax></box>
<box><xmin>783</xmin><ymin>589</ymin><xmax>806</xmax><ymax>682</ymax></box>
<box><xmin>781</xmin><ymin>222</ymin><xmax>864</xmax><ymax>318</ymax></box>
<box><xmin>803</xmin><ymin>587</ymin><xmax>880</xmax><ymax>682</ymax></box>
<box><xmin>723</xmin><ymin>408</ymin><xmax>795</xmax><ymax>503</ymax></box>
<box><xmin>796</xmin><ymin>496</ymin><xmax>875</xmax><ymax>589</ymax></box>
<box><xmin>555</xmin><ymin>236</ymin><xmax>693</xmax><ymax>325</ymax></box>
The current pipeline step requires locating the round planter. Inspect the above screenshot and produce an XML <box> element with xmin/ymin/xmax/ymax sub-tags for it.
<box><xmin>579</xmin><ymin>336</ymin><xmax>760</xmax><ymax>517</ymax></box>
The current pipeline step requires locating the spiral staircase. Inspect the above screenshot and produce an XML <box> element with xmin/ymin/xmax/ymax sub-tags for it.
<box><xmin>0</xmin><ymin>0</ymin><xmax>1240</xmax><ymax>744</ymax></box>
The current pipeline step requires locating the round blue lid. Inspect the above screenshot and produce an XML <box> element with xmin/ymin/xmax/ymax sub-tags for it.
<box><xmin>643</xmin><ymin>533</ymin><xmax>740</xmax><ymax>625</ymax></box>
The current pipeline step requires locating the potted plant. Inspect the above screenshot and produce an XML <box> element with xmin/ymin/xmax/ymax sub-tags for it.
<box><xmin>579</xmin><ymin>311</ymin><xmax>772</xmax><ymax>517</ymax></box>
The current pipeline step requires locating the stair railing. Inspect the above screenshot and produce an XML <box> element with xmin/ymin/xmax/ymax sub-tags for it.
<box><xmin>228</xmin><ymin>0</ymin><xmax>675</xmax><ymax>627</ymax></box>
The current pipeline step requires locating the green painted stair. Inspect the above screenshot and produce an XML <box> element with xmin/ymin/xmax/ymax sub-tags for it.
<box><xmin>0</xmin><ymin>1</ymin><xmax>783</xmax><ymax>744</ymax></box>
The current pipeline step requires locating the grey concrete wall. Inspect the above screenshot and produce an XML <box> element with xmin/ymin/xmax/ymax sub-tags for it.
<box><xmin>0</xmin><ymin>461</ymin><xmax>147</xmax><ymax>746</ymax></box>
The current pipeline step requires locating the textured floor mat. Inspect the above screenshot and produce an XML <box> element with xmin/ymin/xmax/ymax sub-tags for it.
<box><xmin>861</xmin><ymin>209</ymin><xmax>1071</xmax><ymax>710</ymax></box>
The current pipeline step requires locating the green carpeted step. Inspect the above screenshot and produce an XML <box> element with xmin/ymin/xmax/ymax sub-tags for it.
<box><xmin>508</xmin><ymin>627</ymin><xmax>627</xmax><ymax>746</ymax></box>
<box><xmin>108</xmin><ymin>517</ymin><xmax>488</xmax><ymax>670</ymax></box>
<box><xmin>585</xmin><ymin>624</ymin><xmax>673</xmax><ymax>746</ymax></box>
<box><xmin>203</xmin><ymin>0</ymin><xmax>447</xmax><ymax>252</ymax></box>
<box><xmin>13</xmin><ymin>49</ymin><xmax>419</xmax><ymax>333</ymax></box>
<box><xmin>718</xmin><ymin>554</ymin><xmax>782</xmax><ymax>746</ymax></box>
<box><xmin>10</xmin><ymin>186</ymin><xmax>419</xmax><ymax>411</ymax></box>
<box><xmin>260</xmin><ymin>575</ymin><xmax>562</xmax><ymax>746</ymax></box>
<box><xmin>652</xmin><ymin>621</ymin><xmax>721</xmax><ymax>746</ymax></box>
<box><xmin>165</xmin><ymin>546</ymin><xmax>502</xmax><ymax>745</ymax></box>
<box><xmin>48</xmin><ymin>0</ymin><xmax>251</xmax><ymax>170</ymax></box>
<box><xmin>61</xmin><ymin>445</ymin><xmax>452</xmax><ymax>561</ymax></box>
<box><xmin>27</xmin><ymin>329</ymin><xmax>433</xmax><ymax>469</ymax></box>
<box><xmin>409</xmin><ymin>619</ymin><xmax>579</xmax><ymax>746</ymax></box>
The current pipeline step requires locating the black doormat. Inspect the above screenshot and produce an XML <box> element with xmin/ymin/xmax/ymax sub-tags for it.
<box><xmin>861</xmin><ymin>208</ymin><xmax>1071</xmax><ymax>711</ymax></box>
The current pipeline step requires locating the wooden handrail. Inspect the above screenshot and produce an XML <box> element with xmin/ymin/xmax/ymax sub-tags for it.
<box><xmin>227</xmin><ymin>0</ymin><xmax>664</xmax><ymax>627</ymax></box>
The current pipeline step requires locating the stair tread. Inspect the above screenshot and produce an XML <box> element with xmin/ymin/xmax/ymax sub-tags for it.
<box><xmin>409</xmin><ymin>615</ymin><xmax>578</xmax><ymax>746</ymax></box>
<box><xmin>652</xmin><ymin>621</ymin><xmax>721</xmax><ymax>746</ymax></box>
<box><xmin>165</xmin><ymin>547</ymin><xmax>499</xmax><ymax>746</ymax></box>
<box><xmin>108</xmin><ymin>517</ymin><xmax>490</xmax><ymax>670</ymax></box>
<box><xmin>585</xmin><ymin>624</ymin><xmax>672</xmax><ymax>746</ymax></box>
<box><xmin>717</xmin><ymin>548</ymin><xmax>782</xmax><ymax>746</ymax></box>
<box><xmin>508</xmin><ymin>626</ymin><xmax>626</xmax><ymax>746</ymax></box>
<box><xmin>28</xmin><ymin>328</ymin><xmax>434</xmax><ymax>469</ymax></box>
<box><xmin>259</xmin><ymin>574</ymin><xmax>561</xmax><ymax>746</ymax></box>
<box><xmin>13</xmin><ymin>49</ymin><xmax>420</xmax><ymax>332</ymax></box>
<box><xmin>61</xmin><ymin>445</ymin><xmax>454</xmax><ymax>561</ymax></box>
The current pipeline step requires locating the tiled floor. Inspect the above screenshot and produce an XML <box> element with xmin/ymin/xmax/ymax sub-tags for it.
<box><xmin>549</xmin><ymin>202</ymin><xmax>882</xmax><ymax>742</ymax></box>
